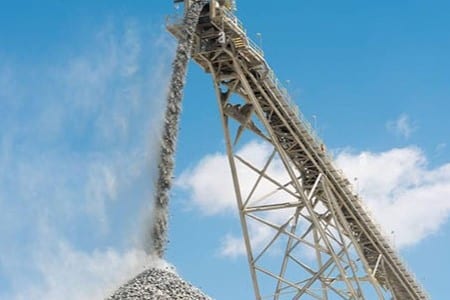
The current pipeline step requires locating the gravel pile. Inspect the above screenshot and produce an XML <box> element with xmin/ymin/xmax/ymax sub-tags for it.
<box><xmin>107</xmin><ymin>268</ymin><xmax>212</xmax><ymax>300</ymax></box>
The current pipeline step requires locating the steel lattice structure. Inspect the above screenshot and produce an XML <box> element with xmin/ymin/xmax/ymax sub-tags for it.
<box><xmin>168</xmin><ymin>1</ymin><xmax>429</xmax><ymax>299</ymax></box>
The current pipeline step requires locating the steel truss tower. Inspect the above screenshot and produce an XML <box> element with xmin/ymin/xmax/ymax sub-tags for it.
<box><xmin>168</xmin><ymin>1</ymin><xmax>429</xmax><ymax>299</ymax></box>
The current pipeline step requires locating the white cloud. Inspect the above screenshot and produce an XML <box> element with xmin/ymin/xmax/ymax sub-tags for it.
<box><xmin>177</xmin><ymin>141</ymin><xmax>292</xmax><ymax>216</ymax></box>
<box><xmin>219</xmin><ymin>234</ymin><xmax>246</xmax><ymax>258</ymax></box>
<box><xmin>386</xmin><ymin>113</ymin><xmax>415</xmax><ymax>138</ymax></box>
<box><xmin>177</xmin><ymin>141</ymin><xmax>308</xmax><ymax>257</ymax></box>
<box><xmin>177</xmin><ymin>151</ymin><xmax>235</xmax><ymax>215</ymax></box>
<box><xmin>0</xmin><ymin>20</ymin><xmax>175</xmax><ymax>299</ymax></box>
<box><xmin>178</xmin><ymin>141</ymin><xmax>450</xmax><ymax>257</ymax></box>
<box><xmin>335</xmin><ymin>147</ymin><xmax>450</xmax><ymax>248</ymax></box>
<box><xmin>9</xmin><ymin>237</ymin><xmax>173</xmax><ymax>300</ymax></box>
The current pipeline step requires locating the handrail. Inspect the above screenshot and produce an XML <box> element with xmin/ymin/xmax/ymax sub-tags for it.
<box><xmin>220</xmin><ymin>8</ymin><xmax>264</xmax><ymax>57</ymax></box>
<box><xmin>222</xmin><ymin>8</ymin><xmax>245</xmax><ymax>34</ymax></box>
<box><xmin>168</xmin><ymin>8</ymin><xmax>265</xmax><ymax>60</ymax></box>
<box><xmin>259</xmin><ymin>64</ymin><xmax>431</xmax><ymax>296</ymax></box>
<box><xmin>263</xmin><ymin>66</ymin><xmax>328</xmax><ymax>157</ymax></box>
<box><xmin>247</xmin><ymin>38</ymin><xmax>264</xmax><ymax>57</ymax></box>
<box><xmin>169</xmin><ymin>4</ymin><xmax>428</xmax><ymax>297</ymax></box>
<box><xmin>167</xmin><ymin>4</ymin><xmax>429</xmax><ymax>297</ymax></box>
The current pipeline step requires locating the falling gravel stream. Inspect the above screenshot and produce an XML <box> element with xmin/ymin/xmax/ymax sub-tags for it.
<box><xmin>150</xmin><ymin>0</ymin><xmax>208</xmax><ymax>258</ymax></box>
<box><xmin>108</xmin><ymin>2</ymin><xmax>211</xmax><ymax>299</ymax></box>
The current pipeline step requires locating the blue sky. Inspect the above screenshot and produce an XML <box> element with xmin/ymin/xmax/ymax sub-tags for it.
<box><xmin>0</xmin><ymin>1</ymin><xmax>449</xmax><ymax>299</ymax></box>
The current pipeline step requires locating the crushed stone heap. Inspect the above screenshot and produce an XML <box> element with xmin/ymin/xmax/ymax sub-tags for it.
<box><xmin>107</xmin><ymin>268</ymin><xmax>212</xmax><ymax>300</ymax></box>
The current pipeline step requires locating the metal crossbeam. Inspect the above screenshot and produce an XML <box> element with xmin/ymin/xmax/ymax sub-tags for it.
<box><xmin>167</xmin><ymin>1</ymin><xmax>428</xmax><ymax>299</ymax></box>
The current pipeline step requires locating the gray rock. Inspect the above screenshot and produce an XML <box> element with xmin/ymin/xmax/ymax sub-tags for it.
<box><xmin>107</xmin><ymin>268</ymin><xmax>212</xmax><ymax>300</ymax></box>
<box><xmin>150</xmin><ymin>0</ymin><xmax>208</xmax><ymax>258</ymax></box>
